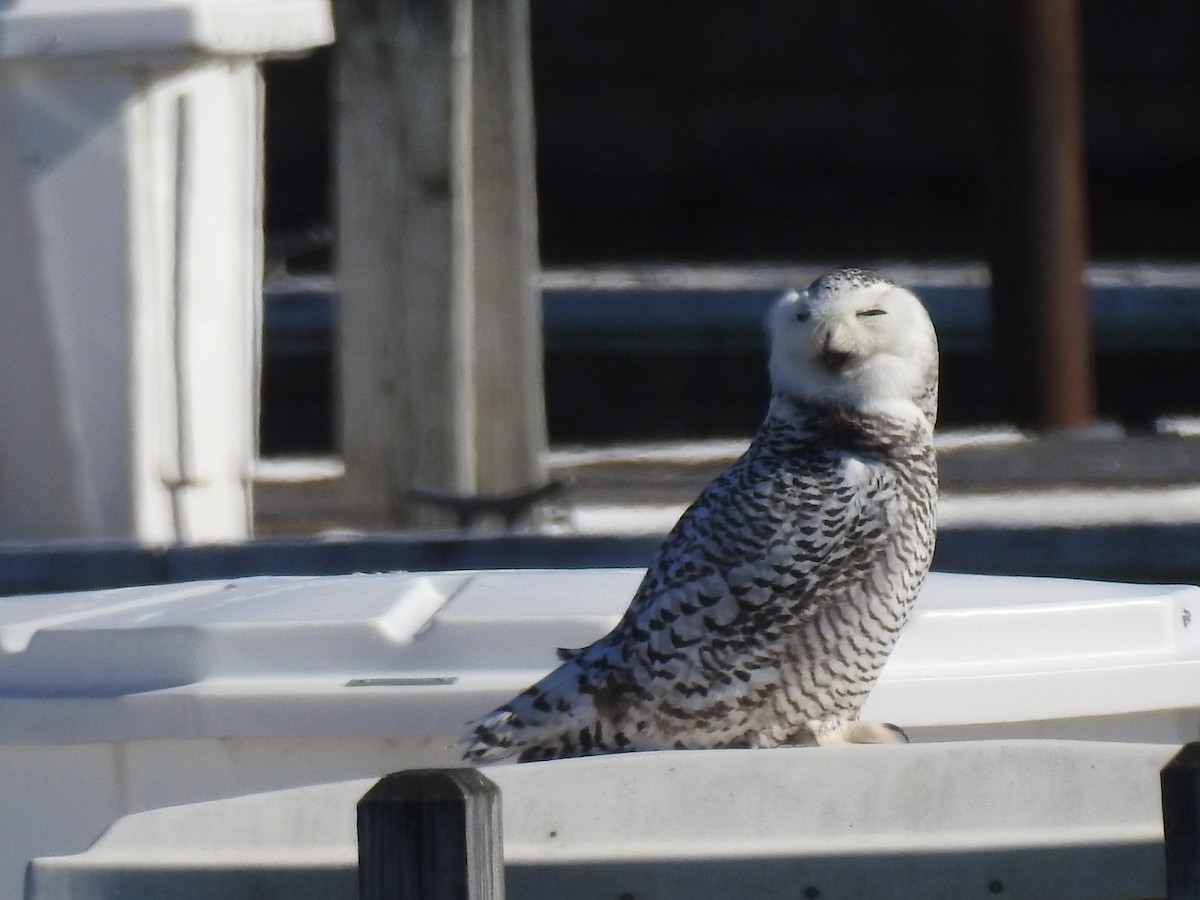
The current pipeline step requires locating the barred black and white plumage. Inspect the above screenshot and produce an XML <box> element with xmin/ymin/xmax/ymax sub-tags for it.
<box><xmin>463</xmin><ymin>268</ymin><xmax>939</xmax><ymax>763</ymax></box>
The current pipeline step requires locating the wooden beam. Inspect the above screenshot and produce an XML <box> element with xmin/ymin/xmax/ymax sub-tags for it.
<box><xmin>334</xmin><ymin>0</ymin><xmax>546</xmax><ymax>529</ymax></box>
<box><xmin>1166</xmin><ymin>744</ymin><xmax>1200</xmax><ymax>897</ymax></box>
<box><xmin>1163</xmin><ymin>743</ymin><xmax>1200</xmax><ymax>900</ymax></box>
<box><xmin>358</xmin><ymin>768</ymin><xmax>504</xmax><ymax>900</ymax></box>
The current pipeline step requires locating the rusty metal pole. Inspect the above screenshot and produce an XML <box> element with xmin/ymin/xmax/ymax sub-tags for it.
<box><xmin>985</xmin><ymin>0</ymin><xmax>1096</xmax><ymax>431</ymax></box>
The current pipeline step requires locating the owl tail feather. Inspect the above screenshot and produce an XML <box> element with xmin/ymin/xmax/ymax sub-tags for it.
<box><xmin>460</xmin><ymin>659</ymin><xmax>612</xmax><ymax>764</ymax></box>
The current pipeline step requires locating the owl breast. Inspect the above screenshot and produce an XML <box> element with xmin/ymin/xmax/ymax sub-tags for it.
<box><xmin>731</xmin><ymin>430</ymin><xmax>935</xmax><ymax>745</ymax></box>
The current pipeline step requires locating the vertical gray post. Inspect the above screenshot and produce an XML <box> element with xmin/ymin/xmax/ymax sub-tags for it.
<box><xmin>358</xmin><ymin>768</ymin><xmax>504</xmax><ymax>900</ymax></box>
<box><xmin>334</xmin><ymin>0</ymin><xmax>547</xmax><ymax>529</ymax></box>
<box><xmin>1162</xmin><ymin>743</ymin><xmax>1200</xmax><ymax>900</ymax></box>
<box><xmin>985</xmin><ymin>0</ymin><xmax>1096</xmax><ymax>431</ymax></box>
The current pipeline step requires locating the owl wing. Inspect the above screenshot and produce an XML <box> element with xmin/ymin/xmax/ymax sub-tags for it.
<box><xmin>594</xmin><ymin>448</ymin><xmax>886</xmax><ymax>671</ymax></box>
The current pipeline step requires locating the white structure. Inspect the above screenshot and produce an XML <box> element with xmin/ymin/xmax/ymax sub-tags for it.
<box><xmin>0</xmin><ymin>0</ymin><xmax>333</xmax><ymax>542</ymax></box>
<box><xmin>0</xmin><ymin>569</ymin><xmax>1196</xmax><ymax>898</ymax></box>
<box><xmin>26</xmin><ymin>741</ymin><xmax>1176</xmax><ymax>900</ymax></box>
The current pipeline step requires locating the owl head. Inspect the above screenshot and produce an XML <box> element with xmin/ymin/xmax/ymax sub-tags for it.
<box><xmin>767</xmin><ymin>268</ymin><xmax>939</xmax><ymax>426</ymax></box>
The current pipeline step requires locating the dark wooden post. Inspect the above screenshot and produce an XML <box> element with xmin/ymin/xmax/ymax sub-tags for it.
<box><xmin>358</xmin><ymin>768</ymin><xmax>504</xmax><ymax>900</ymax></box>
<box><xmin>1163</xmin><ymin>744</ymin><xmax>1200</xmax><ymax>900</ymax></box>
<box><xmin>985</xmin><ymin>0</ymin><xmax>1096</xmax><ymax>431</ymax></box>
<box><xmin>334</xmin><ymin>0</ymin><xmax>547</xmax><ymax>529</ymax></box>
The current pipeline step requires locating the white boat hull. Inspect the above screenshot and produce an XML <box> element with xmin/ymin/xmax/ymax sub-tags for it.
<box><xmin>0</xmin><ymin>569</ymin><xmax>1196</xmax><ymax>899</ymax></box>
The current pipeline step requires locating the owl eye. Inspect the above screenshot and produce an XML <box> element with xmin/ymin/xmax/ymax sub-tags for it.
<box><xmin>857</xmin><ymin>308</ymin><xmax>887</xmax><ymax>317</ymax></box>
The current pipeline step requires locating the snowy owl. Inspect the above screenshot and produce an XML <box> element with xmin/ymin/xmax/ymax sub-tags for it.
<box><xmin>464</xmin><ymin>268</ymin><xmax>939</xmax><ymax>762</ymax></box>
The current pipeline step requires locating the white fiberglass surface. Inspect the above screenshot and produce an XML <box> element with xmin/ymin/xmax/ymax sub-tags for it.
<box><xmin>893</xmin><ymin>573</ymin><xmax>1199</xmax><ymax>675</ymax></box>
<box><xmin>0</xmin><ymin>573</ymin><xmax>470</xmax><ymax>692</ymax></box>
<box><xmin>0</xmin><ymin>569</ymin><xmax>1195</xmax><ymax>696</ymax></box>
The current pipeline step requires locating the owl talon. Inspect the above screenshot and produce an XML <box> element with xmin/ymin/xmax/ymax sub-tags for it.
<box><xmin>809</xmin><ymin>716</ymin><xmax>909</xmax><ymax>746</ymax></box>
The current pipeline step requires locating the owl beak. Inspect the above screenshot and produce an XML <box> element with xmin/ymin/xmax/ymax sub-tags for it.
<box><xmin>820</xmin><ymin>333</ymin><xmax>854</xmax><ymax>373</ymax></box>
